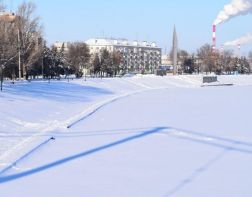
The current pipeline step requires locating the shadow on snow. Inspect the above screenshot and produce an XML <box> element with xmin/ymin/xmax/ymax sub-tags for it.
<box><xmin>0</xmin><ymin>80</ymin><xmax>113</xmax><ymax>103</ymax></box>
<box><xmin>0</xmin><ymin>125</ymin><xmax>252</xmax><ymax>194</ymax></box>
<box><xmin>0</xmin><ymin>127</ymin><xmax>166</xmax><ymax>184</ymax></box>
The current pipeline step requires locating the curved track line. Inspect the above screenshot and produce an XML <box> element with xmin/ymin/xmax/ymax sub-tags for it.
<box><xmin>67</xmin><ymin>90</ymin><xmax>144</xmax><ymax>129</ymax></box>
<box><xmin>66</xmin><ymin>76</ymin><xmax>202</xmax><ymax>129</ymax></box>
<box><xmin>0</xmin><ymin>137</ymin><xmax>55</xmax><ymax>176</ymax></box>
<box><xmin>67</xmin><ymin>86</ymin><xmax>169</xmax><ymax>129</ymax></box>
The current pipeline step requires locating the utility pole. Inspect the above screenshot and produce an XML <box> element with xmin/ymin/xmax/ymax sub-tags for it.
<box><xmin>18</xmin><ymin>28</ymin><xmax>21</xmax><ymax>79</ymax></box>
<box><xmin>42</xmin><ymin>41</ymin><xmax>45</xmax><ymax>79</ymax></box>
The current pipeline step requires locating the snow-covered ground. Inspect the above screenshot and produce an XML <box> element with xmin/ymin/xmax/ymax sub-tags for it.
<box><xmin>0</xmin><ymin>75</ymin><xmax>252</xmax><ymax>196</ymax></box>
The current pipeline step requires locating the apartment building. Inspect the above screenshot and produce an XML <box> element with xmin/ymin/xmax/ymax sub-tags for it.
<box><xmin>86</xmin><ymin>38</ymin><xmax>162</xmax><ymax>73</ymax></box>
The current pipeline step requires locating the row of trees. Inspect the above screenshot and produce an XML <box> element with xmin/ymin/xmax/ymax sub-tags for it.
<box><xmin>0</xmin><ymin>2</ymin><xmax>125</xmax><ymax>83</ymax></box>
<box><xmin>28</xmin><ymin>43</ymin><xmax>124</xmax><ymax>80</ymax></box>
<box><xmin>173</xmin><ymin>44</ymin><xmax>252</xmax><ymax>75</ymax></box>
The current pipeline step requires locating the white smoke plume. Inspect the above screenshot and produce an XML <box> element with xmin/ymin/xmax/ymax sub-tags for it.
<box><xmin>224</xmin><ymin>33</ymin><xmax>252</xmax><ymax>46</ymax></box>
<box><xmin>214</xmin><ymin>0</ymin><xmax>252</xmax><ymax>25</ymax></box>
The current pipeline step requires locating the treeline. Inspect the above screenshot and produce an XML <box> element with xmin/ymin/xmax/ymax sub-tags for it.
<box><xmin>0</xmin><ymin>2</ymin><xmax>125</xmax><ymax>82</ymax></box>
<box><xmin>31</xmin><ymin>43</ymin><xmax>124</xmax><ymax>79</ymax></box>
<box><xmin>28</xmin><ymin>42</ymin><xmax>124</xmax><ymax>80</ymax></box>
<box><xmin>173</xmin><ymin>44</ymin><xmax>252</xmax><ymax>75</ymax></box>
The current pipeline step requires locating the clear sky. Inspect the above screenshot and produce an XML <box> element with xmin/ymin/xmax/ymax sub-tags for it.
<box><xmin>8</xmin><ymin>0</ymin><xmax>252</xmax><ymax>55</ymax></box>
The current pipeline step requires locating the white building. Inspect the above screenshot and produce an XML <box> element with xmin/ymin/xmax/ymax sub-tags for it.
<box><xmin>161</xmin><ymin>55</ymin><xmax>172</xmax><ymax>65</ymax></box>
<box><xmin>53</xmin><ymin>41</ymin><xmax>69</xmax><ymax>52</ymax></box>
<box><xmin>85</xmin><ymin>38</ymin><xmax>162</xmax><ymax>73</ymax></box>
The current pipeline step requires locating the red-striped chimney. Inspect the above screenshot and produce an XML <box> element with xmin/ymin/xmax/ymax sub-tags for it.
<box><xmin>212</xmin><ymin>25</ymin><xmax>216</xmax><ymax>52</ymax></box>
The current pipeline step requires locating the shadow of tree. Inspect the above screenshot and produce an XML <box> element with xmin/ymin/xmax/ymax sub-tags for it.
<box><xmin>1</xmin><ymin>80</ymin><xmax>113</xmax><ymax>103</ymax></box>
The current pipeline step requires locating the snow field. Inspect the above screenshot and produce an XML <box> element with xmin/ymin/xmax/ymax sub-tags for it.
<box><xmin>0</xmin><ymin>75</ymin><xmax>252</xmax><ymax>196</ymax></box>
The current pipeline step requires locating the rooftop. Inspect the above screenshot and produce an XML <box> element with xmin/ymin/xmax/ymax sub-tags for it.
<box><xmin>85</xmin><ymin>38</ymin><xmax>160</xmax><ymax>48</ymax></box>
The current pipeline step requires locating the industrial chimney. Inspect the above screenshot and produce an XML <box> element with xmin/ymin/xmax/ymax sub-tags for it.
<box><xmin>212</xmin><ymin>25</ymin><xmax>216</xmax><ymax>53</ymax></box>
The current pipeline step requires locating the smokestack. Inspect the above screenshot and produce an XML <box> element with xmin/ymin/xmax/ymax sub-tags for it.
<box><xmin>212</xmin><ymin>25</ymin><xmax>216</xmax><ymax>53</ymax></box>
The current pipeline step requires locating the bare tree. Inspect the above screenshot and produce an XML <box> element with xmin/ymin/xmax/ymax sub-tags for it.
<box><xmin>67</xmin><ymin>42</ymin><xmax>90</xmax><ymax>78</ymax></box>
<box><xmin>15</xmin><ymin>2</ymin><xmax>43</xmax><ymax>79</ymax></box>
<box><xmin>111</xmin><ymin>51</ymin><xmax>123</xmax><ymax>77</ymax></box>
<box><xmin>197</xmin><ymin>44</ymin><xmax>215</xmax><ymax>74</ymax></box>
<box><xmin>249</xmin><ymin>51</ymin><xmax>252</xmax><ymax>73</ymax></box>
<box><xmin>218</xmin><ymin>50</ymin><xmax>233</xmax><ymax>74</ymax></box>
<box><xmin>0</xmin><ymin>17</ymin><xmax>18</xmax><ymax>66</ymax></box>
<box><xmin>0</xmin><ymin>10</ymin><xmax>18</xmax><ymax>90</ymax></box>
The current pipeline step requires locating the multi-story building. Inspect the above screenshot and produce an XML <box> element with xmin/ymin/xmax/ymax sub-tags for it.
<box><xmin>85</xmin><ymin>38</ymin><xmax>162</xmax><ymax>73</ymax></box>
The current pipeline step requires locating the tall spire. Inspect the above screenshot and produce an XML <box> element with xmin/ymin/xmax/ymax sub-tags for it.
<box><xmin>173</xmin><ymin>25</ymin><xmax>178</xmax><ymax>75</ymax></box>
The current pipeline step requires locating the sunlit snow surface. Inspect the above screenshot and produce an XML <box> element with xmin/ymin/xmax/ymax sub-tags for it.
<box><xmin>0</xmin><ymin>75</ymin><xmax>252</xmax><ymax>197</ymax></box>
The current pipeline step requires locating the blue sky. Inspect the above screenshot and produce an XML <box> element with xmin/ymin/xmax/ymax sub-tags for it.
<box><xmin>9</xmin><ymin>0</ymin><xmax>252</xmax><ymax>55</ymax></box>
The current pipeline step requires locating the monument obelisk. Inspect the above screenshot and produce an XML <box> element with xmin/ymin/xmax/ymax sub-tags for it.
<box><xmin>173</xmin><ymin>26</ymin><xmax>178</xmax><ymax>75</ymax></box>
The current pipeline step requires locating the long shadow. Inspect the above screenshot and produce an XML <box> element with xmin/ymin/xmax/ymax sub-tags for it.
<box><xmin>164</xmin><ymin>149</ymin><xmax>231</xmax><ymax>197</ymax></box>
<box><xmin>1</xmin><ymin>126</ymin><xmax>252</xmax><ymax>186</ymax></box>
<box><xmin>0</xmin><ymin>127</ymin><xmax>166</xmax><ymax>184</ymax></box>
<box><xmin>1</xmin><ymin>80</ymin><xmax>113</xmax><ymax>103</ymax></box>
<box><xmin>171</xmin><ymin>127</ymin><xmax>252</xmax><ymax>147</ymax></box>
<box><xmin>162</xmin><ymin>129</ymin><xmax>252</xmax><ymax>196</ymax></box>
<box><xmin>161</xmin><ymin>131</ymin><xmax>252</xmax><ymax>155</ymax></box>
<box><xmin>0</xmin><ymin>137</ymin><xmax>55</xmax><ymax>175</ymax></box>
